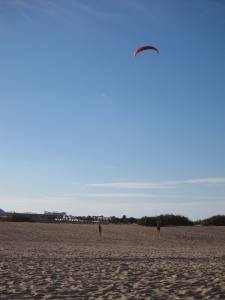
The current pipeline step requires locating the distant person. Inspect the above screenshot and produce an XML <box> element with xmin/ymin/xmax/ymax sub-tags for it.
<box><xmin>98</xmin><ymin>223</ymin><xmax>102</xmax><ymax>237</ymax></box>
<box><xmin>156</xmin><ymin>220</ymin><xmax>161</xmax><ymax>233</ymax></box>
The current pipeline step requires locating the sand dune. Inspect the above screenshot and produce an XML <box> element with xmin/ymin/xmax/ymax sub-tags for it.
<box><xmin>0</xmin><ymin>223</ymin><xmax>225</xmax><ymax>299</ymax></box>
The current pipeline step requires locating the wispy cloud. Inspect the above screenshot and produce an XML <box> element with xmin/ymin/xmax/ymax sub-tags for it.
<box><xmin>87</xmin><ymin>177</ymin><xmax>225</xmax><ymax>190</ymax></box>
<box><xmin>87</xmin><ymin>182</ymin><xmax>173</xmax><ymax>189</ymax></box>
<box><xmin>3</xmin><ymin>0</ymin><xmax>119</xmax><ymax>21</ymax></box>
<box><xmin>70</xmin><ymin>1</ymin><xmax>120</xmax><ymax>21</ymax></box>
<box><xmin>0</xmin><ymin>0</ymin><xmax>78</xmax><ymax>25</ymax></box>
<box><xmin>1</xmin><ymin>0</ymin><xmax>57</xmax><ymax>21</ymax></box>
<box><xmin>71</xmin><ymin>0</ymin><xmax>147</xmax><ymax>20</ymax></box>
<box><xmin>3</xmin><ymin>0</ymin><xmax>33</xmax><ymax>21</ymax></box>
<box><xmin>184</xmin><ymin>177</ymin><xmax>225</xmax><ymax>185</ymax></box>
<box><xmin>99</xmin><ymin>92</ymin><xmax>112</xmax><ymax>104</ymax></box>
<box><xmin>2</xmin><ymin>0</ymin><xmax>146</xmax><ymax>23</ymax></box>
<box><xmin>64</xmin><ymin>192</ymin><xmax>158</xmax><ymax>198</ymax></box>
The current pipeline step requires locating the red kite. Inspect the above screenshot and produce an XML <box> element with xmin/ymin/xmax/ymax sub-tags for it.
<box><xmin>134</xmin><ymin>45</ymin><xmax>159</xmax><ymax>57</ymax></box>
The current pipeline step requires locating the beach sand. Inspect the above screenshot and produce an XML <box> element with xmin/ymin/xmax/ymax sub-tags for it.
<box><xmin>0</xmin><ymin>223</ymin><xmax>225</xmax><ymax>299</ymax></box>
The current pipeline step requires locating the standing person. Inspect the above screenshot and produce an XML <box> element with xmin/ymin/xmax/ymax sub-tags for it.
<box><xmin>98</xmin><ymin>223</ymin><xmax>102</xmax><ymax>237</ymax></box>
<box><xmin>156</xmin><ymin>219</ymin><xmax>161</xmax><ymax>233</ymax></box>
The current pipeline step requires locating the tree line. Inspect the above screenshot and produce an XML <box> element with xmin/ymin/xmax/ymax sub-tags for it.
<box><xmin>2</xmin><ymin>213</ymin><xmax>225</xmax><ymax>226</ymax></box>
<box><xmin>138</xmin><ymin>214</ymin><xmax>225</xmax><ymax>226</ymax></box>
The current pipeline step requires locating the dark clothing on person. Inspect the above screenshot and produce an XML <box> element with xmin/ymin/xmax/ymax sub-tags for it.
<box><xmin>98</xmin><ymin>223</ymin><xmax>102</xmax><ymax>236</ymax></box>
<box><xmin>156</xmin><ymin>220</ymin><xmax>161</xmax><ymax>232</ymax></box>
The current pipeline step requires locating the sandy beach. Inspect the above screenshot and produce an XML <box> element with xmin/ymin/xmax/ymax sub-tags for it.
<box><xmin>0</xmin><ymin>223</ymin><xmax>225</xmax><ymax>299</ymax></box>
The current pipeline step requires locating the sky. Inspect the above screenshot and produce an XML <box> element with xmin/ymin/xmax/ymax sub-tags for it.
<box><xmin>0</xmin><ymin>0</ymin><xmax>225</xmax><ymax>219</ymax></box>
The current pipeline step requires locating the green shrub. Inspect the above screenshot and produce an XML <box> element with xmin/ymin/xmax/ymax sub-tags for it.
<box><xmin>6</xmin><ymin>214</ymin><xmax>35</xmax><ymax>222</ymax></box>
<box><xmin>200</xmin><ymin>215</ymin><xmax>225</xmax><ymax>226</ymax></box>
<box><xmin>138</xmin><ymin>214</ymin><xmax>193</xmax><ymax>226</ymax></box>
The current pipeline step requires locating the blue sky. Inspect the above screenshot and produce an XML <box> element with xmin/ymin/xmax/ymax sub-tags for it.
<box><xmin>0</xmin><ymin>0</ymin><xmax>225</xmax><ymax>219</ymax></box>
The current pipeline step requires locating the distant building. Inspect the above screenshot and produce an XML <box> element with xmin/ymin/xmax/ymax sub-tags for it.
<box><xmin>5</xmin><ymin>211</ymin><xmax>68</xmax><ymax>222</ymax></box>
<box><xmin>1</xmin><ymin>210</ymin><xmax>112</xmax><ymax>224</ymax></box>
<box><xmin>44</xmin><ymin>211</ymin><xmax>67</xmax><ymax>221</ymax></box>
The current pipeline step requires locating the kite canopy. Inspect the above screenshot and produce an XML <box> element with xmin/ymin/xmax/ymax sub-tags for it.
<box><xmin>134</xmin><ymin>45</ymin><xmax>159</xmax><ymax>57</ymax></box>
